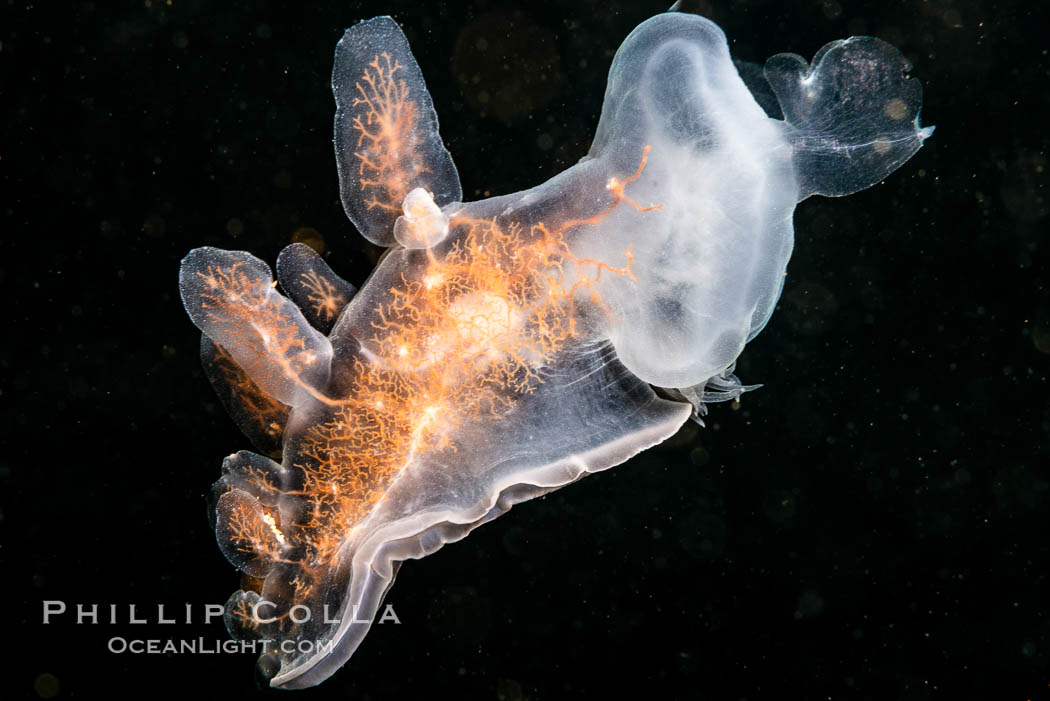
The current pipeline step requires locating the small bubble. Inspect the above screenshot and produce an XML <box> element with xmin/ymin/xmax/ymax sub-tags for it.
<box><xmin>142</xmin><ymin>214</ymin><xmax>166</xmax><ymax>238</ymax></box>
<box><xmin>1033</xmin><ymin>320</ymin><xmax>1050</xmax><ymax>354</ymax></box>
<box><xmin>764</xmin><ymin>489</ymin><xmax>798</xmax><ymax>523</ymax></box>
<box><xmin>535</xmin><ymin>133</ymin><xmax>553</xmax><ymax>151</ymax></box>
<box><xmin>256</xmin><ymin>24</ymin><xmax>272</xmax><ymax>39</ymax></box>
<box><xmin>226</xmin><ymin>218</ymin><xmax>244</xmax><ymax>237</ymax></box>
<box><xmin>1001</xmin><ymin>151</ymin><xmax>1048</xmax><ymax>222</ymax></box>
<box><xmin>496</xmin><ymin>677</ymin><xmax>524</xmax><ymax>701</ymax></box>
<box><xmin>795</xmin><ymin>589</ymin><xmax>825</xmax><ymax>619</ymax></box>
<box><xmin>273</xmin><ymin>170</ymin><xmax>292</xmax><ymax>189</ymax></box>
<box><xmin>34</xmin><ymin>673</ymin><xmax>59</xmax><ymax>698</ymax></box>
<box><xmin>291</xmin><ymin>227</ymin><xmax>325</xmax><ymax>254</ymax></box>
<box><xmin>172</xmin><ymin>31</ymin><xmax>188</xmax><ymax>49</ymax></box>
<box><xmin>822</xmin><ymin>1</ymin><xmax>842</xmax><ymax>19</ymax></box>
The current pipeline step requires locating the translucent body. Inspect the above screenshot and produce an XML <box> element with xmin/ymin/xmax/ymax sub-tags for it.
<box><xmin>179</xmin><ymin>10</ymin><xmax>931</xmax><ymax>689</ymax></box>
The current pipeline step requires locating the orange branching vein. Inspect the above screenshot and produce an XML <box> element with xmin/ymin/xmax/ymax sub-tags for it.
<box><xmin>299</xmin><ymin>268</ymin><xmax>347</xmax><ymax>323</ymax></box>
<box><xmin>216</xmin><ymin>148</ymin><xmax>656</xmax><ymax>614</ymax></box>
<box><xmin>351</xmin><ymin>52</ymin><xmax>427</xmax><ymax>215</ymax></box>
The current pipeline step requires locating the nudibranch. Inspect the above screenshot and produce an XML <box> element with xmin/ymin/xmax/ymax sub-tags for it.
<box><xmin>179</xmin><ymin>9</ymin><xmax>931</xmax><ymax>688</ymax></box>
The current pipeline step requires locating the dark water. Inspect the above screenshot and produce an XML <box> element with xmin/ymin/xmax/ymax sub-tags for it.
<box><xmin>6</xmin><ymin>0</ymin><xmax>1047</xmax><ymax>698</ymax></box>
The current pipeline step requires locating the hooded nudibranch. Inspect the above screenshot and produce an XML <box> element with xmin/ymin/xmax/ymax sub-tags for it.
<box><xmin>179</xmin><ymin>8</ymin><xmax>932</xmax><ymax>689</ymax></box>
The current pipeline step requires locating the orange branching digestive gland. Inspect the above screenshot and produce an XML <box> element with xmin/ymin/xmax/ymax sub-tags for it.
<box><xmin>197</xmin><ymin>156</ymin><xmax>654</xmax><ymax>611</ymax></box>
<box><xmin>352</xmin><ymin>51</ymin><xmax>423</xmax><ymax>216</ymax></box>
<box><xmin>298</xmin><ymin>268</ymin><xmax>349</xmax><ymax>325</ymax></box>
<box><xmin>297</xmin><ymin>222</ymin><xmax>606</xmax><ymax>565</ymax></box>
<box><xmin>197</xmin><ymin>263</ymin><xmax>325</xmax><ymax>396</ymax></box>
<box><xmin>207</xmin><ymin>342</ymin><xmax>289</xmax><ymax>445</ymax></box>
<box><xmin>182</xmin><ymin>26</ymin><xmax>665</xmax><ymax>641</ymax></box>
<box><xmin>293</xmin><ymin>137</ymin><xmax>657</xmax><ymax>564</ymax></box>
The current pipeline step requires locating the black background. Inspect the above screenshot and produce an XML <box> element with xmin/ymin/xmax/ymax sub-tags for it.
<box><xmin>5</xmin><ymin>0</ymin><xmax>1048</xmax><ymax>698</ymax></box>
